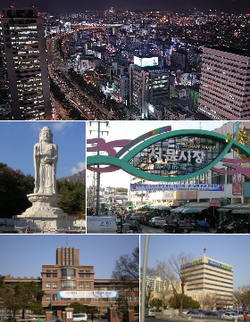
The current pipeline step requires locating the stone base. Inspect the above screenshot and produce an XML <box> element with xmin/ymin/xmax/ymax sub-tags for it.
<box><xmin>15</xmin><ymin>193</ymin><xmax>75</xmax><ymax>233</ymax></box>
<box><xmin>15</xmin><ymin>217</ymin><xmax>74</xmax><ymax>233</ymax></box>
<box><xmin>17</xmin><ymin>193</ymin><xmax>68</xmax><ymax>219</ymax></box>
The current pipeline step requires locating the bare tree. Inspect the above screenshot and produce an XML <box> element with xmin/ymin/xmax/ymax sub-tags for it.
<box><xmin>234</xmin><ymin>285</ymin><xmax>250</xmax><ymax>311</ymax></box>
<box><xmin>112</xmin><ymin>247</ymin><xmax>139</xmax><ymax>282</ymax></box>
<box><xmin>145</xmin><ymin>268</ymin><xmax>156</xmax><ymax>308</ymax></box>
<box><xmin>156</xmin><ymin>252</ymin><xmax>194</xmax><ymax>313</ymax></box>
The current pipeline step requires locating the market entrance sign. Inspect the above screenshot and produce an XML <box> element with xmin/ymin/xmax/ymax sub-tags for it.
<box><xmin>87</xmin><ymin>127</ymin><xmax>250</xmax><ymax>182</ymax></box>
<box><xmin>58</xmin><ymin>291</ymin><xmax>119</xmax><ymax>298</ymax></box>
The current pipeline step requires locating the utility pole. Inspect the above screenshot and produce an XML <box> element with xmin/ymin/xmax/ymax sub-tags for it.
<box><xmin>89</xmin><ymin>121</ymin><xmax>109</xmax><ymax>216</ymax></box>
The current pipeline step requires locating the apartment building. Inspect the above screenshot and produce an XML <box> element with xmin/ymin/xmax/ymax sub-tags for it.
<box><xmin>198</xmin><ymin>47</ymin><xmax>250</xmax><ymax>120</ymax></box>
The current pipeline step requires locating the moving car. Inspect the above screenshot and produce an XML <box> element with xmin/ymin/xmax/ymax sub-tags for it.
<box><xmin>148</xmin><ymin>217</ymin><xmax>165</xmax><ymax>228</ymax></box>
<box><xmin>145</xmin><ymin>309</ymin><xmax>156</xmax><ymax>318</ymax></box>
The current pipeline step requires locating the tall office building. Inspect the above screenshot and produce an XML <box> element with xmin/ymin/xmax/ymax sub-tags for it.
<box><xmin>198</xmin><ymin>47</ymin><xmax>250</xmax><ymax>120</ymax></box>
<box><xmin>129</xmin><ymin>56</ymin><xmax>169</xmax><ymax>118</ymax></box>
<box><xmin>0</xmin><ymin>6</ymin><xmax>51</xmax><ymax>119</ymax></box>
<box><xmin>181</xmin><ymin>252</ymin><xmax>233</xmax><ymax>308</ymax></box>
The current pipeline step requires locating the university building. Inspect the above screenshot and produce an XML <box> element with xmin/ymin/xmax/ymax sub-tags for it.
<box><xmin>181</xmin><ymin>252</ymin><xmax>233</xmax><ymax>309</ymax></box>
<box><xmin>2</xmin><ymin>246</ymin><xmax>139</xmax><ymax>318</ymax></box>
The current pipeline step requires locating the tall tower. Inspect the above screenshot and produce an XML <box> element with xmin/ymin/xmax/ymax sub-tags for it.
<box><xmin>0</xmin><ymin>6</ymin><xmax>51</xmax><ymax>119</ymax></box>
<box><xmin>198</xmin><ymin>47</ymin><xmax>250</xmax><ymax>120</ymax></box>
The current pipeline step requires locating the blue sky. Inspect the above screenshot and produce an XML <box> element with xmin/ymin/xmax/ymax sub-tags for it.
<box><xmin>0</xmin><ymin>235</ymin><xmax>138</xmax><ymax>279</ymax></box>
<box><xmin>1</xmin><ymin>121</ymin><xmax>86</xmax><ymax>179</ymax></box>
<box><xmin>141</xmin><ymin>235</ymin><xmax>250</xmax><ymax>291</ymax></box>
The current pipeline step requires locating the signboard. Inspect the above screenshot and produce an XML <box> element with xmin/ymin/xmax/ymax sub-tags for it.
<box><xmin>130</xmin><ymin>184</ymin><xmax>224</xmax><ymax>192</ymax></box>
<box><xmin>87</xmin><ymin>128</ymin><xmax>250</xmax><ymax>183</ymax></box>
<box><xmin>181</xmin><ymin>259</ymin><xmax>202</xmax><ymax>268</ymax></box>
<box><xmin>58</xmin><ymin>291</ymin><xmax>119</xmax><ymax>299</ymax></box>
<box><xmin>134</xmin><ymin>56</ymin><xmax>158</xmax><ymax>67</ymax></box>
<box><xmin>208</xmin><ymin>260</ymin><xmax>232</xmax><ymax>271</ymax></box>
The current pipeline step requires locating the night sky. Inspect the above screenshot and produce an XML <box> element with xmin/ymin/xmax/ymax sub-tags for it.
<box><xmin>1</xmin><ymin>0</ymin><xmax>249</xmax><ymax>14</ymax></box>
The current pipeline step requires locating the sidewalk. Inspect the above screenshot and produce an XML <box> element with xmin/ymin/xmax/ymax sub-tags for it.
<box><xmin>155</xmin><ymin>314</ymin><xmax>222</xmax><ymax>322</ymax></box>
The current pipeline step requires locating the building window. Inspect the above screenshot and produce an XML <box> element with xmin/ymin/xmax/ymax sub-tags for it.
<box><xmin>53</xmin><ymin>294</ymin><xmax>57</xmax><ymax>301</ymax></box>
<box><xmin>46</xmin><ymin>282</ymin><xmax>51</xmax><ymax>289</ymax></box>
<box><xmin>53</xmin><ymin>270</ymin><xmax>57</xmax><ymax>277</ymax></box>
<box><xmin>85</xmin><ymin>270</ymin><xmax>90</xmax><ymax>278</ymax></box>
<box><xmin>46</xmin><ymin>295</ymin><xmax>51</xmax><ymax>301</ymax></box>
<box><xmin>71</xmin><ymin>260</ymin><xmax>73</xmax><ymax>265</ymax></box>
<box><xmin>103</xmin><ymin>308</ymin><xmax>108</xmax><ymax>314</ymax></box>
<box><xmin>102</xmin><ymin>287</ymin><xmax>107</xmax><ymax>291</ymax></box>
<box><xmin>0</xmin><ymin>308</ymin><xmax>4</xmax><ymax>315</ymax></box>
<box><xmin>46</xmin><ymin>270</ymin><xmax>51</xmax><ymax>278</ymax></box>
<box><xmin>86</xmin><ymin>282</ymin><xmax>91</xmax><ymax>290</ymax></box>
<box><xmin>80</xmin><ymin>282</ymin><xmax>84</xmax><ymax>289</ymax></box>
<box><xmin>111</xmin><ymin>298</ymin><xmax>116</xmax><ymax>302</ymax></box>
<box><xmin>134</xmin><ymin>296</ymin><xmax>139</xmax><ymax>301</ymax></box>
<box><xmin>79</xmin><ymin>273</ymin><xmax>84</xmax><ymax>278</ymax></box>
<box><xmin>110</xmin><ymin>284</ymin><xmax>116</xmax><ymax>290</ymax></box>
<box><xmin>61</xmin><ymin>280</ymin><xmax>76</xmax><ymax>290</ymax></box>
<box><xmin>94</xmin><ymin>287</ymin><xmax>99</xmax><ymax>290</ymax></box>
<box><xmin>102</xmin><ymin>298</ymin><xmax>108</xmax><ymax>302</ymax></box>
<box><xmin>95</xmin><ymin>298</ymin><xmax>99</xmax><ymax>302</ymax></box>
<box><xmin>86</xmin><ymin>298</ymin><xmax>91</xmax><ymax>302</ymax></box>
<box><xmin>127</xmin><ymin>295</ymin><xmax>132</xmax><ymax>302</ymax></box>
<box><xmin>53</xmin><ymin>282</ymin><xmax>57</xmax><ymax>289</ymax></box>
<box><xmin>61</xmin><ymin>268</ymin><xmax>75</xmax><ymax>277</ymax></box>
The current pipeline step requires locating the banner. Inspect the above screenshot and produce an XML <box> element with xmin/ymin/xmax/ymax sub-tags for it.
<box><xmin>58</xmin><ymin>291</ymin><xmax>119</xmax><ymax>299</ymax></box>
<box><xmin>130</xmin><ymin>184</ymin><xmax>224</xmax><ymax>192</ymax></box>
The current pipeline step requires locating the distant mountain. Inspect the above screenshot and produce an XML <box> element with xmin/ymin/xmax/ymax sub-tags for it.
<box><xmin>58</xmin><ymin>170</ymin><xmax>86</xmax><ymax>184</ymax></box>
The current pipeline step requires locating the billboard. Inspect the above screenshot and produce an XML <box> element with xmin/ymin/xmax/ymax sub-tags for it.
<box><xmin>130</xmin><ymin>184</ymin><xmax>224</xmax><ymax>192</ymax></box>
<box><xmin>134</xmin><ymin>56</ymin><xmax>158</xmax><ymax>67</ymax></box>
<box><xmin>58</xmin><ymin>291</ymin><xmax>119</xmax><ymax>299</ymax></box>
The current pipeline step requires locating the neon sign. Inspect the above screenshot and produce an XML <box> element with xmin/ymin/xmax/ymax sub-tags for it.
<box><xmin>87</xmin><ymin>128</ymin><xmax>250</xmax><ymax>183</ymax></box>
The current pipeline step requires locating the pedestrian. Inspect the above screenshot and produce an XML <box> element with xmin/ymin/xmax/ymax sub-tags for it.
<box><xmin>244</xmin><ymin>312</ymin><xmax>248</xmax><ymax>322</ymax></box>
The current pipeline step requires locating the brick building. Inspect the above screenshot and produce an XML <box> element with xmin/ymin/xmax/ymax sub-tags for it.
<box><xmin>3</xmin><ymin>246</ymin><xmax>139</xmax><ymax>318</ymax></box>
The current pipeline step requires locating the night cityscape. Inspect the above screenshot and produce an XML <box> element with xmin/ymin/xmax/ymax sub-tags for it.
<box><xmin>0</xmin><ymin>3</ymin><xmax>250</xmax><ymax>120</ymax></box>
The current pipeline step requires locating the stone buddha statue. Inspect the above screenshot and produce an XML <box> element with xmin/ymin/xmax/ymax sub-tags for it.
<box><xmin>34</xmin><ymin>126</ymin><xmax>58</xmax><ymax>194</ymax></box>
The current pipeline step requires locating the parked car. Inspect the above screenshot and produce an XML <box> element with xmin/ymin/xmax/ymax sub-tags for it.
<box><xmin>220</xmin><ymin>312</ymin><xmax>240</xmax><ymax>320</ymax></box>
<box><xmin>73</xmin><ymin>313</ymin><xmax>88</xmax><ymax>322</ymax></box>
<box><xmin>145</xmin><ymin>309</ymin><xmax>156</xmax><ymax>318</ymax></box>
<box><xmin>148</xmin><ymin>217</ymin><xmax>165</xmax><ymax>228</ymax></box>
<box><xmin>204</xmin><ymin>311</ymin><xmax>219</xmax><ymax>317</ymax></box>
<box><xmin>163</xmin><ymin>219</ymin><xmax>193</xmax><ymax>233</ymax></box>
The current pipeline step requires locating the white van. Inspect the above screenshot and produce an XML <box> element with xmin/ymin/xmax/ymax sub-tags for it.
<box><xmin>87</xmin><ymin>216</ymin><xmax>117</xmax><ymax>233</ymax></box>
<box><xmin>145</xmin><ymin>309</ymin><xmax>156</xmax><ymax>318</ymax></box>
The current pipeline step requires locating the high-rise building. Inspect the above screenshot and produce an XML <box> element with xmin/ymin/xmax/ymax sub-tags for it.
<box><xmin>129</xmin><ymin>56</ymin><xmax>169</xmax><ymax>118</ymax></box>
<box><xmin>198</xmin><ymin>47</ymin><xmax>250</xmax><ymax>120</ymax></box>
<box><xmin>0</xmin><ymin>6</ymin><xmax>51</xmax><ymax>119</ymax></box>
<box><xmin>181</xmin><ymin>252</ymin><xmax>233</xmax><ymax>308</ymax></box>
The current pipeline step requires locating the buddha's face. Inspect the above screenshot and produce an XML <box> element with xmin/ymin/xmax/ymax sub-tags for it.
<box><xmin>40</xmin><ymin>129</ymin><xmax>52</xmax><ymax>142</ymax></box>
